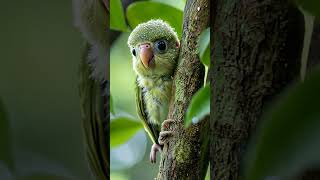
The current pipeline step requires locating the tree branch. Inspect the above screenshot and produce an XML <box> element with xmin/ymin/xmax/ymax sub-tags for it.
<box><xmin>157</xmin><ymin>0</ymin><xmax>210</xmax><ymax>179</ymax></box>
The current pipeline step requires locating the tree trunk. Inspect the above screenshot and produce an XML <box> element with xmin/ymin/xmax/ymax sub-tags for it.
<box><xmin>156</xmin><ymin>0</ymin><xmax>210</xmax><ymax>179</ymax></box>
<box><xmin>211</xmin><ymin>1</ymin><xmax>304</xmax><ymax>179</ymax></box>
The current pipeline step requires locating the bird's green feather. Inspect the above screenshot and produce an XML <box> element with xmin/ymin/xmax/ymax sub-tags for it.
<box><xmin>135</xmin><ymin>77</ymin><xmax>160</xmax><ymax>144</ymax></box>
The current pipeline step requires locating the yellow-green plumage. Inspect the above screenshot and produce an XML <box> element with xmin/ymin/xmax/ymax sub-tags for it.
<box><xmin>128</xmin><ymin>19</ymin><xmax>180</xmax><ymax>144</ymax></box>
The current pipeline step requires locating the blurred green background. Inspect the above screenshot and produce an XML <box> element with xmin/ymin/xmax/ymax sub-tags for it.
<box><xmin>0</xmin><ymin>0</ymin><xmax>92</xmax><ymax>179</ymax></box>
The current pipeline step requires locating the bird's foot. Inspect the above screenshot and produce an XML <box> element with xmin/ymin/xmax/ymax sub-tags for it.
<box><xmin>158</xmin><ymin>119</ymin><xmax>176</xmax><ymax>145</ymax></box>
<box><xmin>150</xmin><ymin>144</ymin><xmax>162</xmax><ymax>163</ymax></box>
<box><xmin>150</xmin><ymin>119</ymin><xmax>176</xmax><ymax>163</ymax></box>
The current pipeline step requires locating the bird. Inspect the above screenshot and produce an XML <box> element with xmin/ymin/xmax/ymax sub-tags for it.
<box><xmin>73</xmin><ymin>0</ymin><xmax>109</xmax><ymax>179</ymax></box>
<box><xmin>127</xmin><ymin>19</ymin><xmax>180</xmax><ymax>163</ymax></box>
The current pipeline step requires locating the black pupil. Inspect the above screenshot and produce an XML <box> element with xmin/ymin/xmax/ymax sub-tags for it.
<box><xmin>157</xmin><ymin>41</ymin><xmax>166</xmax><ymax>51</ymax></box>
<box><xmin>132</xmin><ymin>49</ymin><xmax>136</xmax><ymax>56</ymax></box>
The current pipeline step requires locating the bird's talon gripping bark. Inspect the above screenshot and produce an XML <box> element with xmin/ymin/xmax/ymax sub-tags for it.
<box><xmin>150</xmin><ymin>144</ymin><xmax>162</xmax><ymax>163</ymax></box>
<box><xmin>158</xmin><ymin>131</ymin><xmax>174</xmax><ymax>145</ymax></box>
<box><xmin>161</xmin><ymin>119</ymin><xmax>175</xmax><ymax>131</ymax></box>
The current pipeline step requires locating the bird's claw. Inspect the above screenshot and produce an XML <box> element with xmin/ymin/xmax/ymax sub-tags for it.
<box><xmin>150</xmin><ymin>144</ymin><xmax>162</xmax><ymax>163</ymax></box>
<box><xmin>159</xmin><ymin>119</ymin><xmax>176</xmax><ymax>145</ymax></box>
<box><xmin>158</xmin><ymin>131</ymin><xmax>174</xmax><ymax>145</ymax></box>
<box><xmin>150</xmin><ymin>119</ymin><xmax>176</xmax><ymax>163</ymax></box>
<box><xmin>161</xmin><ymin>119</ymin><xmax>175</xmax><ymax>131</ymax></box>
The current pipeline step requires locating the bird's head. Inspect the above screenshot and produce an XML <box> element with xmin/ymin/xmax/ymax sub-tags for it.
<box><xmin>128</xmin><ymin>19</ymin><xmax>180</xmax><ymax>78</ymax></box>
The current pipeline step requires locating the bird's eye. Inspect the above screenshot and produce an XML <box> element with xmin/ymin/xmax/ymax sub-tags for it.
<box><xmin>132</xmin><ymin>48</ymin><xmax>136</xmax><ymax>56</ymax></box>
<box><xmin>155</xmin><ymin>40</ymin><xmax>167</xmax><ymax>53</ymax></box>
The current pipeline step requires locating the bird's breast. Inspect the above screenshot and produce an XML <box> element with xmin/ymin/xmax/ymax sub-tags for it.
<box><xmin>143</xmin><ymin>81</ymin><xmax>172</xmax><ymax>125</ymax></box>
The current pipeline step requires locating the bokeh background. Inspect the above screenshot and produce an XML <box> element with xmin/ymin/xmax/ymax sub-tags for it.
<box><xmin>0</xmin><ymin>0</ymin><xmax>92</xmax><ymax>179</ymax></box>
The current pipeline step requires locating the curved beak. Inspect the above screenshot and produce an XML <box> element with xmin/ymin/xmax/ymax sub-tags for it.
<box><xmin>139</xmin><ymin>43</ymin><xmax>154</xmax><ymax>69</ymax></box>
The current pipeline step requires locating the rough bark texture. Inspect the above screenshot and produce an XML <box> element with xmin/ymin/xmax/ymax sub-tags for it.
<box><xmin>211</xmin><ymin>1</ymin><xmax>304</xmax><ymax>179</ymax></box>
<box><xmin>156</xmin><ymin>0</ymin><xmax>210</xmax><ymax>179</ymax></box>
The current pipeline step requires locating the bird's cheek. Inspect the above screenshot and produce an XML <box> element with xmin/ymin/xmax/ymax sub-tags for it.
<box><xmin>134</xmin><ymin>59</ymin><xmax>146</xmax><ymax>72</ymax></box>
<box><xmin>148</xmin><ymin>57</ymin><xmax>156</xmax><ymax>68</ymax></box>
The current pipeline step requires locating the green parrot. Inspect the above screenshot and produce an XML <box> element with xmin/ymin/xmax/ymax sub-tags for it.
<box><xmin>127</xmin><ymin>19</ymin><xmax>180</xmax><ymax>163</ymax></box>
<box><xmin>74</xmin><ymin>0</ymin><xmax>109</xmax><ymax>179</ymax></box>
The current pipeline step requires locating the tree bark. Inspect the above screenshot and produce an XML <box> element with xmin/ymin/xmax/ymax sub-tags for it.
<box><xmin>211</xmin><ymin>1</ymin><xmax>304</xmax><ymax>179</ymax></box>
<box><xmin>156</xmin><ymin>0</ymin><xmax>210</xmax><ymax>179</ymax></box>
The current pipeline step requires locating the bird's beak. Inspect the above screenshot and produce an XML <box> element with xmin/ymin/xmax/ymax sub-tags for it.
<box><xmin>139</xmin><ymin>43</ymin><xmax>154</xmax><ymax>69</ymax></box>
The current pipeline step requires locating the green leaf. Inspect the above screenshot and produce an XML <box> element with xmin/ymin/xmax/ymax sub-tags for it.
<box><xmin>151</xmin><ymin>0</ymin><xmax>185</xmax><ymax>11</ymax></box>
<box><xmin>198</xmin><ymin>28</ymin><xmax>210</xmax><ymax>68</ymax></box>
<box><xmin>0</xmin><ymin>99</ymin><xmax>14</xmax><ymax>172</ymax></box>
<box><xmin>300</xmin><ymin>8</ymin><xmax>315</xmax><ymax>81</ymax></box>
<box><xmin>295</xmin><ymin>0</ymin><xmax>320</xmax><ymax>17</ymax></box>
<box><xmin>185</xmin><ymin>85</ymin><xmax>210</xmax><ymax>127</ymax></box>
<box><xmin>110</xmin><ymin>94</ymin><xmax>114</xmax><ymax>114</ymax></box>
<box><xmin>110</xmin><ymin>0</ymin><xmax>129</xmax><ymax>31</ymax></box>
<box><xmin>111</xmin><ymin>116</ymin><xmax>143</xmax><ymax>148</ymax></box>
<box><xmin>205</xmin><ymin>165</ymin><xmax>210</xmax><ymax>180</ymax></box>
<box><xmin>110</xmin><ymin>172</ymin><xmax>129</xmax><ymax>180</ymax></box>
<box><xmin>245</xmin><ymin>69</ymin><xmax>320</xmax><ymax>180</ymax></box>
<box><xmin>126</xmin><ymin>2</ymin><xmax>183</xmax><ymax>38</ymax></box>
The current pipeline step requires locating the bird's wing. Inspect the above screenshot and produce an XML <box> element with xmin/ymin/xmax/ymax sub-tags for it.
<box><xmin>79</xmin><ymin>43</ymin><xmax>109</xmax><ymax>179</ymax></box>
<box><xmin>135</xmin><ymin>77</ymin><xmax>160</xmax><ymax>145</ymax></box>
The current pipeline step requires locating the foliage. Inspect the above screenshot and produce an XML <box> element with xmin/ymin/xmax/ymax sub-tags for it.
<box><xmin>198</xmin><ymin>28</ymin><xmax>210</xmax><ymax>68</ymax></box>
<box><xmin>185</xmin><ymin>85</ymin><xmax>210</xmax><ymax>127</ymax></box>
<box><xmin>110</xmin><ymin>0</ymin><xmax>129</xmax><ymax>31</ymax></box>
<box><xmin>110</xmin><ymin>116</ymin><xmax>143</xmax><ymax>148</ymax></box>
<box><xmin>110</xmin><ymin>0</ymin><xmax>184</xmax><ymax>38</ymax></box>
<box><xmin>299</xmin><ymin>7</ymin><xmax>315</xmax><ymax>81</ymax></box>
<box><xmin>295</xmin><ymin>0</ymin><xmax>320</xmax><ymax>17</ymax></box>
<box><xmin>245</xmin><ymin>68</ymin><xmax>320</xmax><ymax>180</ymax></box>
<box><xmin>126</xmin><ymin>2</ymin><xmax>183</xmax><ymax>38</ymax></box>
<box><xmin>151</xmin><ymin>0</ymin><xmax>185</xmax><ymax>11</ymax></box>
<box><xmin>110</xmin><ymin>95</ymin><xmax>115</xmax><ymax>115</ymax></box>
